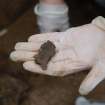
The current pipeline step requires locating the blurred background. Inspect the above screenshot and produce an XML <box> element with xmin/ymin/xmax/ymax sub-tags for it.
<box><xmin>0</xmin><ymin>0</ymin><xmax>105</xmax><ymax>105</ymax></box>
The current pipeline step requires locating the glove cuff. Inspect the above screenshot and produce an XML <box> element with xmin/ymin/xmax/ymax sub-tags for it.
<box><xmin>34</xmin><ymin>3</ymin><xmax>69</xmax><ymax>17</ymax></box>
<box><xmin>34</xmin><ymin>3</ymin><xmax>69</xmax><ymax>32</ymax></box>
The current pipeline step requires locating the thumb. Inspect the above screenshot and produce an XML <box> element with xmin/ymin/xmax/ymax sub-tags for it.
<box><xmin>92</xmin><ymin>16</ymin><xmax>105</xmax><ymax>31</ymax></box>
<box><xmin>79</xmin><ymin>60</ymin><xmax>105</xmax><ymax>95</ymax></box>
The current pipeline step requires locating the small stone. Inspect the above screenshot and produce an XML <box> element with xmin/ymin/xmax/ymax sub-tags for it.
<box><xmin>35</xmin><ymin>40</ymin><xmax>56</xmax><ymax>70</ymax></box>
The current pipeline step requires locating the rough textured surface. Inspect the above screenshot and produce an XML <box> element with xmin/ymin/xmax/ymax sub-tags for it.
<box><xmin>0</xmin><ymin>74</ymin><xmax>28</xmax><ymax>105</ymax></box>
<box><xmin>35</xmin><ymin>40</ymin><xmax>56</xmax><ymax>70</ymax></box>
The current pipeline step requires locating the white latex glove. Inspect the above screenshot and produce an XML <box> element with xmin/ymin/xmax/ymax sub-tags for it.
<box><xmin>76</xmin><ymin>96</ymin><xmax>105</xmax><ymax>105</ymax></box>
<box><xmin>34</xmin><ymin>3</ymin><xmax>69</xmax><ymax>32</ymax></box>
<box><xmin>10</xmin><ymin>16</ymin><xmax>105</xmax><ymax>95</ymax></box>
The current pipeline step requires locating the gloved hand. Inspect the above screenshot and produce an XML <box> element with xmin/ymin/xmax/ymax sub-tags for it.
<box><xmin>10</xmin><ymin>16</ymin><xmax>105</xmax><ymax>95</ymax></box>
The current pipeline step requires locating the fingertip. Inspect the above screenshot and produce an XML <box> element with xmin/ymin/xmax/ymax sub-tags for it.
<box><xmin>23</xmin><ymin>61</ymin><xmax>44</xmax><ymax>73</ymax></box>
<box><xmin>23</xmin><ymin>61</ymin><xmax>30</xmax><ymax>71</ymax></box>
<box><xmin>28</xmin><ymin>35</ymin><xmax>35</xmax><ymax>42</ymax></box>
<box><xmin>79</xmin><ymin>85</ymin><xmax>89</xmax><ymax>95</ymax></box>
<box><xmin>15</xmin><ymin>42</ymin><xmax>24</xmax><ymax>50</ymax></box>
<box><xmin>28</xmin><ymin>34</ymin><xmax>40</xmax><ymax>42</ymax></box>
<box><xmin>10</xmin><ymin>51</ymin><xmax>18</xmax><ymax>61</ymax></box>
<box><xmin>23</xmin><ymin>61</ymin><xmax>35</xmax><ymax>69</ymax></box>
<box><xmin>10</xmin><ymin>51</ymin><xmax>36</xmax><ymax>62</ymax></box>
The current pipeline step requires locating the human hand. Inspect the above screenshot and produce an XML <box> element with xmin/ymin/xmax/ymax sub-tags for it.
<box><xmin>10</xmin><ymin>16</ymin><xmax>105</xmax><ymax>95</ymax></box>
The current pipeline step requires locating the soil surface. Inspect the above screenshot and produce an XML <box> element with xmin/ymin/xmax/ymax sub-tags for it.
<box><xmin>0</xmin><ymin>74</ymin><xmax>28</xmax><ymax>105</ymax></box>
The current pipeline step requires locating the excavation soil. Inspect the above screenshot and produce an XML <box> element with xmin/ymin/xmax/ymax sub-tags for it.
<box><xmin>0</xmin><ymin>4</ymin><xmax>105</xmax><ymax>105</ymax></box>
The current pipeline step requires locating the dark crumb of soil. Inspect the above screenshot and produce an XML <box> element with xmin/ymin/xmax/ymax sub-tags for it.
<box><xmin>35</xmin><ymin>40</ymin><xmax>56</xmax><ymax>70</ymax></box>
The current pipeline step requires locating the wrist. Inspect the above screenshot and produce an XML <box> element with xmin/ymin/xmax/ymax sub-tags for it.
<box><xmin>40</xmin><ymin>0</ymin><xmax>64</xmax><ymax>5</ymax></box>
<box><xmin>34</xmin><ymin>3</ymin><xmax>69</xmax><ymax>17</ymax></box>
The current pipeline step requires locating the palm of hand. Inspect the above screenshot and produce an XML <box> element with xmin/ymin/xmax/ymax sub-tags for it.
<box><xmin>10</xmin><ymin>23</ymin><xmax>105</xmax><ymax>95</ymax></box>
